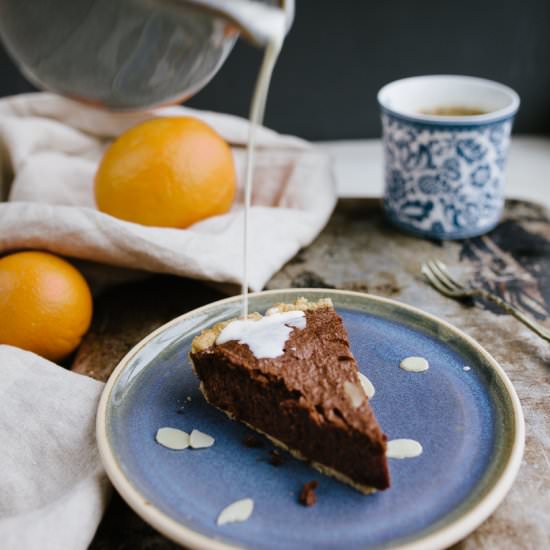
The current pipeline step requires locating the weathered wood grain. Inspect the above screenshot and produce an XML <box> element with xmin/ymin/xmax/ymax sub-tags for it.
<box><xmin>72</xmin><ymin>277</ymin><xmax>224</xmax><ymax>382</ymax></box>
<box><xmin>86</xmin><ymin>199</ymin><xmax>550</xmax><ymax>550</ymax></box>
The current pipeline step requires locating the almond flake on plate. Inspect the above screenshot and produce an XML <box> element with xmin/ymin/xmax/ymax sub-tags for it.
<box><xmin>358</xmin><ymin>372</ymin><xmax>375</xmax><ymax>398</ymax></box>
<box><xmin>344</xmin><ymin>380</ymin><xmax>364</xmax><ymax>408</ymax></box>
<box><xmin>386</xmin><ymin>438</ymin><xmax>423</xmax><ymax>459</ymax></box>
<box><xmin>190</xmin><ymin>429</ymin><xmax>215</xmax><ymax>449</ymax></box>
<box><xmin>217</xmin><ymin>498</ymin><xmax>254</xmax><ymax>526</ymax></box>
<box><xmin>155</xmin><ymin>427</ymin><xmax>190</xmax><ymax>450</ymax></box>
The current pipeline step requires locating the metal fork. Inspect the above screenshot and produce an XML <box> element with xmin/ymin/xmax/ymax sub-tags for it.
<box><xmin>422</xmin><ymin>259</ymin><xmax>550</xmax><ymax>342</ymax></box>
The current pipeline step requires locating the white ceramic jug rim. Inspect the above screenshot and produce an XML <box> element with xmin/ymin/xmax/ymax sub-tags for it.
<box><xmin>378</xmin><ymin>75</ymin><xmax>520</xmax><ymax>125</ymax></box>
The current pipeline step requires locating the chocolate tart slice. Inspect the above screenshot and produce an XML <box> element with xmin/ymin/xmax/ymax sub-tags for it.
<box><xmin>190</xmin><ymin>297</ymin><xmax>390</xmax><ymax>492</ymax></box>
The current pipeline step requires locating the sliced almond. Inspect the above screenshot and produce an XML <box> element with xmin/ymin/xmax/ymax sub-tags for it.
<box><xmin>217</xmin><ymin>498</ymin><xmax>254</xmax><ymax>526</ymax></box>
<box><xmin>190</xmin><ymin>429</ymin><xmax>215</xmax><ymax>449</ymax></box>
<box><xmin>358</xmin><ymin>372</ymin><xmax>375</xmax><ymax>399</ymax></box>
<box><xmin>400</xmin><ymin>356</ymin><xmax>429</xmax><ymax>372</ymax></box>
<box><xmin>386</xmin><ymin>439</ymin><xmax>423</xmax><ymax>459</ymax></box>
<box><xmin>155</xmin><ymin>427</ymin><xmax>190</xmax><ymax>450</ymax></box>
<box><xmin>344</xmin><ymin>380</ymin><xmax>364</xmax><ymax>408</ymax></box>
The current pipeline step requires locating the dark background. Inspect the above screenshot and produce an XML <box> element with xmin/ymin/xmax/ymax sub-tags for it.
<box><xmin>1</xmin><ymin>0</ymin><xmax>549</xmax><ymax>140</ymax></box>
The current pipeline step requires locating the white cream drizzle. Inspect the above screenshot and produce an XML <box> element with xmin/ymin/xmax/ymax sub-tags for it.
<box><xmin>400</xmin><ymin>356</ymin><xmax>429</xmax><ymax>372</ymax></box>
<box><xmin>241</xmin><ymin>33</ymin><xmax>285</xmax><ymax>318</ymax></box>
<box><xmin>216</xmin><ymin>310</ymin><xmax>306</xmax><ymax>359</ymax></box>
<box><xmin>386</xmin><ymin>438</ymin><xmax>423</xmax><ymax>459</ymax></box>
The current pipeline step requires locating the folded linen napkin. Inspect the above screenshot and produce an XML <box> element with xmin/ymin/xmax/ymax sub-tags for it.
<box><xmin>0</xmin><ymin>93</ymin><xmax>336</xmax><ymax>549</ymax></box>
<box><xmin>0</xmin><ymin>93</ymin><xmax>336</xmax><ymax>291</ymax></box>
<box><xmin>0</xmin><ymin>346</ymin><xmax>109</xmax><ymax>550</ymax></box>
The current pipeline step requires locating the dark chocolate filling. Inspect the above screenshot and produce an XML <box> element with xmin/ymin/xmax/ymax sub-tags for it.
<box><xmin>191</xmin><ymin>307</ymin><xmax>390</xmax><ymax>490</ymax></box>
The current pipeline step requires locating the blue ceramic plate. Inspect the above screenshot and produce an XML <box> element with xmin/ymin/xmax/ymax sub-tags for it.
<box><xmin>97</xmin><ymin>289</ymin><xmax>524</xmax><ymax>550</ymax></box>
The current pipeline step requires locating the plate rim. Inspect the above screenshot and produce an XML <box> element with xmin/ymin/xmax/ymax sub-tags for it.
<box><xmin>96</xmin><ymin>288</ymin><xmax>525</xmax><ymax>550</ymax></box>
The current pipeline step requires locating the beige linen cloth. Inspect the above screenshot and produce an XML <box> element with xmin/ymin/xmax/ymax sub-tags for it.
<box><xmin>0</xmin><ymin>93</ymin><xmax>336</xmax><ymax>549</ymax></box>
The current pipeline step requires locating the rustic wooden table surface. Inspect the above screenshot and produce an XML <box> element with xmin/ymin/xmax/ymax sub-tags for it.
<box><xmin>82</xmin><ymin>199</ymin><xmax>550</xmax><ymax>550</ymax></box>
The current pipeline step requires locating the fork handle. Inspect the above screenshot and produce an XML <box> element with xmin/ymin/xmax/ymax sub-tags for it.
<box><xmin>475</xmin><ymin>289</ymin><xmax>550</xmax><ymax>342</ymax></box>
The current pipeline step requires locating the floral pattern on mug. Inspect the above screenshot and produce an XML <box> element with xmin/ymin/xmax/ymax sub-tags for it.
<box><xmin>382</xmin><ymin>113</ymin><xmax>513</xmax><ymax>238</ymax></box>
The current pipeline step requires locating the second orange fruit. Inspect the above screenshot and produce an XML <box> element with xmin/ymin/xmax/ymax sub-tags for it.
<box><xmin>0</xmin><ymin>251</ymin><xmax>93</xmax><ymax>362</ymax></box>
<box><xmin>95</xmin><ymin>117</ymin><xmax>237</xmax><ymax>228</ymax></box>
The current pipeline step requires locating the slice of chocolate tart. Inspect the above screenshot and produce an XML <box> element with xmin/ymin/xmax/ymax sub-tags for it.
<box><xmin>190</xmin><ymin>297</ymin><xmax>390</xmax><ymax>492</ymax></box>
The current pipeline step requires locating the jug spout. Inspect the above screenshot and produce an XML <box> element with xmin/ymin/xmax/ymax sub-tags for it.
<box><xmin>0</xmin><ymin>0</ymin><xmax>294</xmax><ymax>110</ymax></box>
<box><xmin>184</xmin><ymin>0</ymin><xmax>294</xmax><ymax>46</ymax></box>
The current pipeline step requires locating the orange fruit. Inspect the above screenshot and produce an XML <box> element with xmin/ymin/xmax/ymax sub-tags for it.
<box><xmin>0</xmin><ymin>251</ymin><xmax>93</xmax><ymax>362</ymax></box>
<box><xmin>94</xmin><ymin>117</ymin><xmax>236</xmax><ymax>228</ymax></box>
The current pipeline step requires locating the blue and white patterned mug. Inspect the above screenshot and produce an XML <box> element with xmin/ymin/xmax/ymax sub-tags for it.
<box><xmin>378</xmin><ymin>75</ymin><xmax>520</xmax><ymax>239</ymax></box>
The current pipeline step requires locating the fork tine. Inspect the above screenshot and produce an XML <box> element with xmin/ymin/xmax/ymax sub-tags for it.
<box><xmin>428</xmin><ymin>260</ymin><xmax>464</xmax><ymax>292</ymax></box>
<box><xmin>421</xmin><ymin>263</ymin><xmax>457</xmax><ymax>297</ymax></box>
<box><xmin>424</xmin><ymin>260</ymin><xmax>550</xmax><ymax>342</ymax></box>
<box><xmin>434</xmin><ymin>260</ymin><xmax>465</xmax><ymax>290</ymax></box>
<box><xmin>425</xmin><ymin>260</ymin><xmax>461</xmax><ymax>292</ymax></box>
